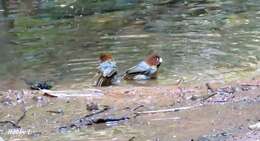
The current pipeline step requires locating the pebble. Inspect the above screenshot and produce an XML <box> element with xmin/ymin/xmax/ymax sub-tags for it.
<box><xmin>32</xmin><ymin>96</ymin><xmax>44</xmax><ymax>102</ymax></box>
<box><xmin>86</xmin><ymin>102</ymin><xmax>99</xmax><ymax>111</ymax></box>
<box><xmin>249</xmin><ymin>122</ymin><xmax>260</xmax><ymax>130</ymax></box>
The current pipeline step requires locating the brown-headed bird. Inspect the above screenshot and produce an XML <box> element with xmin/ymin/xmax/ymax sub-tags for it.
<box><xmin>123</xmin><ymin>53</ymin><xmax>163</xmax><ymax>80</ymax></box>
<box><xmin>96</xmin><ymin>53</ymin><xmax>118</xmax><ymax>87</ymax></box>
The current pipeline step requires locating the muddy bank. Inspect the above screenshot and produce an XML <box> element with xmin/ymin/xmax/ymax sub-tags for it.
<box><xmin>0</xmin><ymin>80</ymin><xmax>260</xmax><ymax>141</ymax></box>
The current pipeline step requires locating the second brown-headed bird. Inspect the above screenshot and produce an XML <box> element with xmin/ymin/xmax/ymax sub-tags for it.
<box><xmin>123</xmin><ymin>53</ymin><xmax>163</xmax><ymax>80</ymax></box>
<box><xmin>96</xmin><ymin>53</ymin><xmax>118</xmax><ymax>87</ymax></box>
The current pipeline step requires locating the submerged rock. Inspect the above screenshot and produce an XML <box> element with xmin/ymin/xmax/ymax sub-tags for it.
<box><xmin>30</xmin><ymin>81</ymin><xmax>53</xmax><ymax>90</ymax></box>
<box><xmin>24</xmin><ymin>79</ymin><xmax>53</xmax><ymax>90</ymax></box>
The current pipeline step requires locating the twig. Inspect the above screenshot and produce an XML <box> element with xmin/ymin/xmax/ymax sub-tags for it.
<box><xmin>240</xmin><ymin>84</ymin><xmax>260</xmax><ymax>88</ymax></box>
<box><xmin>83</xmin><ymin>106</ymin><xmax>110</xmax><ymax>118</ymax></box>
<box><xmin>0</xmin><ymin>121</ymin><xmax>20</xmax><ymax>128</ymax></box>
<box><xmin>16</xmin><ymin>110</ymin><xmax>27</xmax><ymax>125</ymax></box>
<box><xmin>92</xmin><ymin>117</ymin><xmax>129</xmax><ymax>124</ymax></box>
<box><xmin>124</xmin><ymin>105</ymin><xmax>145</xmax><ymax>118</ymax></box>
<box><xmin>175</xmin><ymin>78</ymin><xmax>184</xmax><ymax>86</ymax></box>
<box><xmin>41</xmin><ymin>89</ymin><xmax>103</xmax><ymax>97</ymax></box>
<box><xmin>59</xmin><ymin>105</ymin><xmax>141</xmax><ymax>131</ymax></box>
<box><xmin>201</xmin><ymin>93</ymin><xmax>217</xmax><ymax>101</ymax></box>
<box><xmin>59</xmin><ymin>116</ymin><xmax>129</xmax><ymax>131</ymax></box>
<box><xmin>0</xmin><ymin>110</ymin><xmax>27</xmax><ymax>128</ymax></box>
<box><xmin>128</xmin><ymin>136</ymin><xmax>136</xmax><ymax>141</ymax></box>
<box><xmin>136</xmin><ymin>105</ymin><xmax>201</xmax><ymax>115</ymax></box>
<box><xmin>47</xmin><ymin>110</ymin><xmax>64</xmax><ymax>114</ymax></box>
<box><xmin>202</xmin><ymin>83</ymin><xmax>218</xmax><ymax>101</ymax></box>
<box><xmin>206</xmin><ymin>83</ymin><xmax>214</xmax><ymax>93</ymax></box>
<box><xmin>132</xmin><ymin>105</ymin><xmax>144</xmax><ymax>111</ymax></box>
<box><xmin>150</xmin><ymin>117</ymin><xmax>181</xmax><ymax>121</ymax></box>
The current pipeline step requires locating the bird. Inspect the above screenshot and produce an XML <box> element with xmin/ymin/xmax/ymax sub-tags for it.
<box><xmin>123</xmin><ymin>53</ymin><xmax>163</xmax><ymax>80</ymax></box>
<box><xmin>96</xmin><ymin>53</ymin><xmax>118</xmax><ymax>87</ymax></box>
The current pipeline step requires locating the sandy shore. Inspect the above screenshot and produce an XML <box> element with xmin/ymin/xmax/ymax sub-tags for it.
<box><xmin>0</xmin><ymin>80</ymin><xmax>259</xmax><ymax>141</ymax></box>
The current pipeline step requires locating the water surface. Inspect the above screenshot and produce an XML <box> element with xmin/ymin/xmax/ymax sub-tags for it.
<box><xmin>1</xmin><ymin>0</ymin><xmax>260</xmax><ymax>89</ymax></box>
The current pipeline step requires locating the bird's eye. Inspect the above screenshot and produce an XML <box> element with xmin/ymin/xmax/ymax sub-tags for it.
<box><xmin>156</xmin><ymin>56</ymin><xmax>160</xmax><ymax>61</ymax></box>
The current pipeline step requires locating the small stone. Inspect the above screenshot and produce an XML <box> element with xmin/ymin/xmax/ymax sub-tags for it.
<box><xmin>220</xmin><ymin>132</ymin><xmax>228</xmax><ymax>136</ymax></box>
<box><xmin>86</xmin><ymin>102</ymin><xmax>99</xmax><ymax>111</ymax></box>
<box><xmin>190</xmin><ymin>95</ymin><xmax>200</xmax><ymax>101</ymax></box>
<box><xmin>249</xmin><ymin>122</ymin><xmax>260</xmax><ymax>130</ymax></box>
<box><xmin>32</xmin><ymin>96</ymin><xmax>44</xmax><ymax>102</ymax></box>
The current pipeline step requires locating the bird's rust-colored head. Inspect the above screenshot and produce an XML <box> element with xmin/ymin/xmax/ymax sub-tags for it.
<box><xmin>99</xmin><ymin>53</ymin><xmax>113</xmax><ymax>62</ymax></box>
<box><xmin>145</xmin><ymin>53</ymin><xmax>163</xmax><ymax>67</ymax></box>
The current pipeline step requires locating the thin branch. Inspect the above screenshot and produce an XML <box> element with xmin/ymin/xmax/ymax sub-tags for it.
<box><xmin>202</xmin><ymin>83</ymin><xmax>218</xmax><ymax>101</ymax></box>
<box><xmin>58</xmin><ymin>105</ymin><xmax>141</xmax><ymax>131</ymax></box>
<box><xmin>83</xmin><ymin>106</ymin><xmax>110</xmax><ymax>118</ymax></box>
<box><xmin>128</xmin><ymin>136</ymin><xmax>136</xmax><ymax>141</ymax></box>
<box><xmin>0</xmin><ymin>121</ymin><xmax>20</xmax><ymax>128</ymax></box>
<box><xmin>16</xmin><ymin>110</ymin><xmax>27</xmax><ymax>125</ymax></box>
<box><xmin>46</xmin><ymin>110</ymin><xmax>64</xmax><ymax>114</ymax></box>
<box><xmin>206</xmin><ymin>83</ymin><xmax>214</xmax><ymax>93</ymax></box>
<box><xmin>201</xmin><ymin>93</ymin><xmax>217</xmax><ymax>101</ymax></box>
<box><xmin>132</xmin><ymin>105</ymin><xmax>144</xmax><ymax>111</ymax></box>
<box><xmin>136</xmin><ymin>105</ymin><xmax>202</xmax><ymax>115</ymax></box>
<box><xmin>0</xmin><ymin>108</ymin><xmax>27</xmax><ymax>128</ymax></box>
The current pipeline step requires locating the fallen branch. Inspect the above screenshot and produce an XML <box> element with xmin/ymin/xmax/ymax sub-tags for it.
<box><xmin>59</xmin><ymin>116</ymin><xmax>129</xmax><ymax>132</ymax></box>
<box><xmin>136</xmin><ymin>105</ymin><xmax>202</xmax><ymax>115</ymax></box>
<box><xmin>58</xmin><ymin>105</ymin><xmax>142</xmax><ymax>132</ymax></box>
<box><xmin>90</xmin><ymin>117</ymin><xmax>129</xmax><ymax>124</ymax></box>
<box><xmin>41</xmin><ymin>89</ymin><xmax>104</xmax><ymax>97</ymax></box>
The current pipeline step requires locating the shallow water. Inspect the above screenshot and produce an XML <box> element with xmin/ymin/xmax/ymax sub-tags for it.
<box><xmin>1</xmin><ymin>0</ymin><xmax>260</xmax><ymax>89</ymax></box>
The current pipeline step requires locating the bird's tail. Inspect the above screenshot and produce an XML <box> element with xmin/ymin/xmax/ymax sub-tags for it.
<box><xmin>96</xmin><ymin>76</ymin><xmax>105</xmax><ymax>87</ymax></box>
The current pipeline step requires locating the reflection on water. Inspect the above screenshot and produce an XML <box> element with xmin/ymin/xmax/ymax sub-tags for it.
<box><xmin>1</xmin><ymin>0</ymin><xmax>260</xmax><ymax>89</ymax></box>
